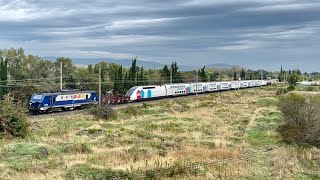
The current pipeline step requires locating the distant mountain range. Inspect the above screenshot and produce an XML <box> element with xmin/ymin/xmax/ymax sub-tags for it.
<box><xmin>44</xmin><ymin>57</ymin><xmax>233</xmax><ymax>71</ymax></box>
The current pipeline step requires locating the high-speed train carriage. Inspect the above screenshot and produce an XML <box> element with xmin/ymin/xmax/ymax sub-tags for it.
<box><xmin>248</xmin><ymin>80</ymin><xmax>256</xmax><ymax>87</ymax></box>
<box><xmin>230</xmin><ymin>81</ymin><xmax>240</xmax><ymax>89</ymax></box>
<box><xmin>125</xmin><ymin>79</ymin><xmax>268</xmax><ymax>102</ymax></box>
<box><xmin>262</xmin><ymin>80</ymin><xmax>267</xmax><ymax>86</ymax></box>
<box><xmin>220</xmin><ymin>81</ymin><xmax>231</xmax><ymax>90</ymax></box>
<box><xmin>164</xmin><ymin>83</ymin><xmax>191</xmax><ymax>96</ymax></box>
<box><xmin>206</xmin><ymin>82</ymin><xmax>220</xmax><ymax>92</ymax></box>
<box><xmin>126</xmin><ymin>85</ymin><xmax>166</xmax><ymax>101</ymax></box>
<box><xmin>240</xmin><ymin>81</ymin><xmax>249</xmax><ymax>88</ymax></box>
<box><xmin>255</xmin><ymin>80</ymin><xmax>262</xmax><ymax>86</ymax></box>
<box><xmin>189</xmin><ymin>83</ymin><xmax>207</xmax><ymax>94</ymax></box>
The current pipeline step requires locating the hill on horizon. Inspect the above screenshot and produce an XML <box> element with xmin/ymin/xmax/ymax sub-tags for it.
<box><xmin>44</xmin><ymin>57</ymin><xmax>233</xmax><ymax>71</ymax></box>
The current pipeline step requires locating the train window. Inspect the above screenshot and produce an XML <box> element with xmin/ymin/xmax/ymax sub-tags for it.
<box><xmin>143</xmin><ymin>87</ymin><xmax>155</xmax><ymax>89</ymax></box>
<box><xmin>61</xmin><ymin>96</ymin><xmax>64</xmax><ymax>100</ymax></box>
<box><xmin>51</xmin><ymin>97</ymin><xmax>56</xmax><ymax>105</ymax></box>
<box><xmin>31</xmin><ymin>94</ymin><xmax>43</xmax><ymax>101</ymax></box>
<box><xmin>86</xmin><ymin>95</ymin><xmax>88</xmax><ymax>100</ymax></box>
<box><xmin>126</xmin><ymin>87</ymin><xmax>138</xmax><ymax>96</ymax></box>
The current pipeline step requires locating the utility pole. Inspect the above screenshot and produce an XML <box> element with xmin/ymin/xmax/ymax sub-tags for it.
<box><xmin>170</xmin><ymin>67</ymin><xmax>172</xmax><ymax>84</ymax></box>
<box><xmin>60</xmin><ymin>61</ymin><xmax>63</xmax><ymax>91</ymax></box>
<box><xmin>99</xmin><ymin>62</ymin><xmax>101</xmax><ymax>109</ymax></box>
<box><xmin>196</xmin><ymin>69</ymin><xmax>198</xmax><ymax>96</ymax></box>
<box><xmin>285</xmin><ymin>71</ymin><xmax>288</xmax><ymax>84</ymax></box>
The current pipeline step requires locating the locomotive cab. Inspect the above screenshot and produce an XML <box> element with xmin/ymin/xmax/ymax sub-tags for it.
<box><xmin>28</xmin><ymin>94</ymin><xmax>50</xmax><ymax>112</ymax></box>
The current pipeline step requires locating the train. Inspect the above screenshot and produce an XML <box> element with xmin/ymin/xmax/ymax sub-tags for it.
<box><xmin>28</xmin><ymin>80</ymin><xmax>267</xmax><ymax>113</ymax></box>
<box><xmin>28</xmin><ymin>90</ymin><xmax>98</xmax><ymax>113</ymax></box>
<box><xmin>126</xmin><ymin>80</ymin><xmax>267</xmax><ymax>101</ymax></box>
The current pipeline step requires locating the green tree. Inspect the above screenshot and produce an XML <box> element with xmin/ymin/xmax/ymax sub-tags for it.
<box><xmin>288</xmin><ymin>73</ymin><xmax>300</xmax><ymax>86</ymax></box>
<box><xmin>161</xmin><ymin>65</ymin><xmax>170</xmax><ymax>81</ymax></box>
<box><xmin>279</xmin><ymin>65</ymin><xmax>284</xmax><ymax>82</ymax></box>
<box><xmin>198</xmin><ymin>66</ymin><xmax>207</xmax><ymax>82</ymax></box>
<box><xmin>171</xmin><ymin>62</ymin><xmax>183</xmax><ymax>83</ymax></box>
<box><xmin>240</xmin><ymin>68</ymin><xmax>246</xmax><ymax>80</ymax></box>
<box><xmin>128</xmin><ymin>57</ymin><xmax>138</xmax><ymax>87</ymax></box>
<box><xmin>233</xmin><ymin>71</ymin><xmax>237</xmax><ymax>80</ymax></box>
<box><xmin>209</xmin><ymin>71</ymin><xmax>219</xmax><ymax>81</ymax></box>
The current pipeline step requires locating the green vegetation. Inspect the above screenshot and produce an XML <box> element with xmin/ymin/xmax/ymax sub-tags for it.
<box><xmin>0</xmin><ymin>88</ymin><xmax>319</xmax><ymax>179</ymax></box>
<box><xmin>257</xmin><ymin>97</ymin><xmax>279</xmax><ymax>107</ymax></box>
<box><xmin>278</xmin><ymin>93</ymin><xmax>320</xmax><ymax>147</ymax></box>
<box><xmin>0</xmin><ymin>94</ymin><xmax>29</xmax><ymax>138</ymax></box>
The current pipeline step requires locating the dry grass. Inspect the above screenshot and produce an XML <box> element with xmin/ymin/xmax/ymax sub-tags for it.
<box><xmin>0</xmin><ymin>87</ymin><xmax>319</xmax><ymax>179</ymax></box>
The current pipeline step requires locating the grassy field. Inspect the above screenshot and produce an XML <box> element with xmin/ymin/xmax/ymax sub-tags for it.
<box><xmin>0</xmin><ymin>87</ymin><xmax>319</xmax><ymax>179</ymax></box>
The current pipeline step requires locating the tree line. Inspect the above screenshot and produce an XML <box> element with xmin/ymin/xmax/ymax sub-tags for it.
<box><xmin>0</xmin><ymin>47</ymin><xmax>312</xmax><ymax>104</ymax></box>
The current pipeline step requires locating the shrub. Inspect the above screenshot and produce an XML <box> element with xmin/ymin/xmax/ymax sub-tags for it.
<box><xmin>0</xmin><ymin>94</ymin><xmax>29</xmax><ymax>138</ymax></box>
<box><xmin>257</xmin><ymin>97</ymin><xmax>279</xmax><ymax>107</ymax></box>
<box><xmin>65</xmin><ymin>164</ymin><xmax>132</xmax><ymax>179</ymax></box>
<box><xmin>89</xmin><ymin>104</ymin><xmax>116</xmax><ymax>120</ymax></box>
<box><xmin>287</xmin><ymin>85</ymin><xmax>295</xmax><ymax>91</ymax></box>
<box><xmin>58</xmin><ymin>142</ymin><xmax>92</xmax><ymax>154</ymax></box>
<box><xmin>276</xmin><ymin>88</ymin><xmax>289</xmax><ymax>95</ymax></box>
<box><xmin>278</xmin><ymin>93</ymin><xmax>320</xmax><ymax>147</ymax></box>
<box><xmin>305</xmin><ymin>86</ymin><xmax>317</xmax><ymax>91</ymax></box>
<box><xmin>122</xmin><ymin>106</ymin><xmax>140</xmax><ymax>116</ymax></box>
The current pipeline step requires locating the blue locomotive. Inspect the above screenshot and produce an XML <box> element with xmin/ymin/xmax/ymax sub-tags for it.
<box><xmin>28</xmin><ymin>90</ymin><xmax>98</xmax><ymax>113</ymax></box>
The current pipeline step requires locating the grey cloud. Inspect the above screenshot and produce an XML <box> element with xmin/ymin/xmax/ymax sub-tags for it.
<box><xmin>0</xmin><ymin>0</ymin><xmax>319</xmax><ymax>71</ymax></box>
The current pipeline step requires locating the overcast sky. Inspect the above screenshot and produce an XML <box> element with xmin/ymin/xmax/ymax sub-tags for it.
<box><xmin>0</xmin><ymin>0</ymin><xmax>320</xmax><ymax>72</ymax></box>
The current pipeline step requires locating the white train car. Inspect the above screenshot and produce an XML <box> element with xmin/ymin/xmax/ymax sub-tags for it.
<box><xmin>220</xmin><ymin>81</ymin><xmax>231</xmax><ymax>90</ymax></box>
<box><xmin>255</xmin><ymin>80</ymin><xmax>262</xmax><ymax>86</ymax></box>
<box><xmin>262</xmin><ymin>80</ymin><xmax>267</xmax><ymax>86</ymax></box>
<box><xmin>230</xmin><ymin>81</ymin><xmax>240</xmax><ymax>89</ymax></box>
<box><xmin>189</xmin><ymin>82</ymin><xmax>207</xmax><ymax>94</ymax></box>
<box><xmin>126</xmin><ymin>85</ymin><xmax>166</xmax><ymax>101</ymax></box>
<box><xmin>206</xmin><ymin>82</ymin><xmax>220</xmax><ymax>92</ymax></box>
<box><xmin>240</xmin><ymin>81</ymin><xmax>249</xmax><ymax>88</ymax></box>
<box><xmin>164</xmin><ymin>83</ymin><xmax>190</xmax><ymax>96</ymax></box>
<box><xmin>248</xmin><ymin>80</ymin><xmax>256</xmax><ymax>87</ymax></box>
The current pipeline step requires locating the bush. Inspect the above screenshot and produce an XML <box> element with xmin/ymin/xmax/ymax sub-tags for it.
<box><xmin>58</xmin><ymin>142</ymin><xmax>92</xmax><ymax>154</ymax></box>
<box><xmin>89</xmin><ymin>104</ymin><xmax>116</xmax><ymax>120</ymax></box>
<box><xmin>257</xmin><ymin>97</ymin><xmax>279</xmax><ymax>107</ymax></box>
<box><xmin>278</xmin><ymin>93</ymin><xmax>320</xmax><ymax>147</ymax></box>
<box><xmin>287</xmin><ymin>85</ymin><xmax>295</xmax><ymax>91</ymax></box>
<box><xmin>276</xmin><ymin>88</ymin><xmax>289</xmax><ymax>95</ymax></box>
<box><xmin>0</xmin><ymin>94</ymin><xmax>29</xmax><ymax>138</ymax></box>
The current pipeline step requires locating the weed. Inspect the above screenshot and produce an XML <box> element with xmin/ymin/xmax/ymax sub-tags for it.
<box><xmin>57</xmin><ymin>142</ymin><xmax>92</xmax><ymax>154</ymax></box>
<box><xmin>66</xmin><ymin>164</ymin><xmax>133</xmax><ymax>179</ymax></box>
<box><xmin>257</xmin><ymin>97</ymin><xmax>279</xmax><ymax>107</ymax></box>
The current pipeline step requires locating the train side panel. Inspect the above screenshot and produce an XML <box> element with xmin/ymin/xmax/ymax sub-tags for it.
<box><xmin>206</xmin><ymin>82</ymin><xmax>219</xmax><ymax>92</ymax></box>
<box><xmin>189</xmin><ymin>83</ymin><xmax>207</xmax><ymax>94</ymax></box>
<box><xmin>165</xmin><ymin>83</ymin><xmax>190</xmax><ymax>96</ymax></box>
<box><xmin>240</xmin><ymin>81</ymin><xmax>249</xmax><ymax>88</ymax></box>
<box><xmin>127</xmin><ymin>86</ymin><xmax>166</xmax><ymax>101</ymax></box>
<box><xmin>230</xmin><ymin>81</ymin><xmax>240</xmax><ymax>89</ymax></box>
<box><xmin>220</xmin><ymin>81</ymin><xmax>231</xmax><ymax>90</ymax></box>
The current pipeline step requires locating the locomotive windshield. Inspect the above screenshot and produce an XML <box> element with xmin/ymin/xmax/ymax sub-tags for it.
<box><xmin>126</xmin><ymin>87</ymin><xmax>137</xmax><ymax>96</ymax></box>
<box><xmin>31</xmin><ymin>94</ymin><xmax>43</xmax><ymax>101</ymax></box>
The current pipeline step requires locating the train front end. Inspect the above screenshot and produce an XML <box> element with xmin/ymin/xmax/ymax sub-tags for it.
<box><xmin>125</xmin><ymin>86</ymin><xmax>139</xmax><ymax>102</ymax></box>
<box><xmin>28</xmin><ymin>94</ymin><xmax>48</xmax><ymax>112</ymax></box>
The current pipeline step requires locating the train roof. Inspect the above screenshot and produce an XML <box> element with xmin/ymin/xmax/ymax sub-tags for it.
<box><xmin>34</xmin><ymin>90</ymin><xmax>96</xmax><ymax>96</ymax></box>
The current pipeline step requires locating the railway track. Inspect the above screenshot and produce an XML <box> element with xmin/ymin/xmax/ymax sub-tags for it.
<box><xmin>28</xmin><ymin>87</ymin><xmax>264</xmax><ymax>120</ymax></box>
